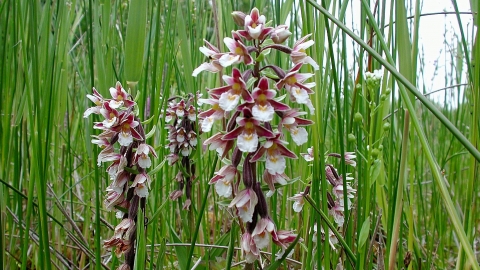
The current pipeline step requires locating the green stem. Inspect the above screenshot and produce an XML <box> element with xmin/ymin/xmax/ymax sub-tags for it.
<box><xmin>304</xmin><ymin>195</ymin><xmax>357</xmax><ymax>266</ymax></box>
<box><xmin>185</xmin><ymin>156</ymin><xmax>218</xmax><ymax>269</ymax></box>
<box><xmin>305</xmin><ymin>0</ymin><xmax>480</xmax><ymax>163</ymax></box>
<box><xmin>306</xmin><ymin>1</ymin><xmax>480</xmax><ymax>268</ymax></box>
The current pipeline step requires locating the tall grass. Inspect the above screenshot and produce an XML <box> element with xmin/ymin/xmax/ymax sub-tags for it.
<box><xmin>0</xmin><ymin>0</ymin><xmax>478</xmax><ymax>269</ymax></box>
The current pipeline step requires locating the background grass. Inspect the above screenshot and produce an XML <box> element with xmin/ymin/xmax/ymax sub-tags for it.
<box><xmin>0</xmin><ymin>0</ymin><xmax>478</xmax><ymax>269</ymax></box>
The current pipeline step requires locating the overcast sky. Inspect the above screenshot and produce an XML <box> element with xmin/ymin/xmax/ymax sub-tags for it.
<box><xmin>343</xmin><ymin>0</ymin><xmax>475</xmax><ymax>107</ymax></box>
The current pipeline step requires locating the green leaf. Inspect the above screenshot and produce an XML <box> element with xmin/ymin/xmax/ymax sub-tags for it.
<box><xmin>124</xmin><ymin>0</ymin><xmax>148</xmax><ymax>83</ymax></box>
<box><xmin>148</xmin><ymin>158</ymin><xmax>166</xmax><ymax>176</ymax></box>
<box><xmin>144</xmin><ymin>125</ymin><xmax>156</xmax><ymax>140</ymax></box>
<box><xmin>209</xmin><ymin>229</ymin><xmax>231</xmax><ymax>258</ymax></box>
<box><xmin>369</xmin><ymin>159</ymin><xmax>382</xmax><ymax>187</ymax></box>
<box><xmin>358</xmin><ymin>217</ymin><xmax>371</xmax><ymax>249</ymax></box>
<box><xmin>141</xmin><ymin>115</ymin><xmax>155</xmax><ymax>125</ymax></box>
<box><xmin>169</xmin><ymin>223</ymin><xmax>189</xmax><ymax>270</ymax></box>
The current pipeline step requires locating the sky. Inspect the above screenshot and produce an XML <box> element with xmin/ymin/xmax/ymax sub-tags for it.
<box><xmin>344</xmin><ymin>0</ymin><xmax>475</xmax><ymax>107</ymax></box>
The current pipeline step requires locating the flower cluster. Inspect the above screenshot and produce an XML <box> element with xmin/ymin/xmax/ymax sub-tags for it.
<box><xmin>194</xmin><ymin>8</ymin><xmax>318</xmax><ymax>263</ymax></box>
<box><xmin>290</xmin><ymin>147</ymin><xmax>356</xmax><ymax>246</ymax></box>
<box><xmin>164</xmin><ymin>94</ymin><xmax>199</xmax><ymax>210</ymax></box>
<box><xmin>84</xmin><ymin>82</ymin><xmax>157</xmax><ymax>269</ymax></box>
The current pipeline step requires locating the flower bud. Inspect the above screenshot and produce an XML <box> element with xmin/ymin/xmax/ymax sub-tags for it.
<box><xmin>231</xmin><ymin>11</ymin><xmax>246</xmax><ymax>26</ymax></box>
<box><xmin>270</xmin><ymin>25</ymin><xmax>291</xmax><ymax>44</ymax></box>
<box><xmin>348</xmin><ymin>133</ymin><xmax>356</xmax><ymax>142</ymax></box>
<box><xmin>383</xmin><ymin>122</ymin><xmax>390</xmax><ymax>131</ymax></box>
<box><xmin>354</xmin><ymin>112</ymin><xmax>363</xmax><ymax>123</ymax></box>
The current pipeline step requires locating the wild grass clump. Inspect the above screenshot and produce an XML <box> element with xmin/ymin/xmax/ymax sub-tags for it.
<box><xmin>0</xmin><ymin>0</ymin><xmax>479</xmax><ymax>269</ymax></box>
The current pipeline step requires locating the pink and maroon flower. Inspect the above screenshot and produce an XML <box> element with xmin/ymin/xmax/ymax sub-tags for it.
<box><xmin>219</xmin><ymin>32</ymin><xmax>253</xmax><ymax>67</ymax></box>
<box><xmin>273</xmin><ymin>230</ymin><xmax>298</xmax><ymax>251</ymax></box>
<box><xmin>97</xmin><ymin>145</ymin><xmax>123</xmax><ymax>166</ymax></box>
<box><xmin>291</xmin><ymin>34</ymin><xmax>319</xmax><ymax>70</ymax></box>
<box><xmin>237</xmin><ymin>8</ymin><xmax>272</xmax><ymax>40</ymax></box>
<box><xmin>134</xmin><ymin>143</ymin><xmax>157</xmax><ymax>169</ymax></box>
<box><xmin>270</xmin><ymin>25</ymin><xmax>292</xmax><ymax>44</ymax></box>
<box><xmin>228</xmin><ymin>188</ymin><xmax>258</xmax><ymax>223</ymax></box>
<box><xmin>94</xmin><ymin>102</ymin><xmax>120</xmax><ymax>130</ymax></box>
<box><xmin>250</xmin><ymin>133</ymin><xmax>297</xmax><ymax>175</ymax></box>
<box><xmin>109</xmin><ymin>82</ymin><xmax>135</xmax><ymax>109</ymax></box>
<box><xmin>111</xmin><ymin>113</ymin><xmax>142</xmax><ymax>146</ymax></box>
<box><xmin>279</xmin><ymin>109</ymin><xmax>314</xmax><ymax>146</ymax></box>
<box><xmin>131</xmin><ymin>173</ymin><xmax>150</xmax><ymax>198</ymax></box>
<box><xmin>209</xmin><ymin>164</ymin><xmax>237</xmax><ymax>198</ymax></box>
<box><xmin>252</xmin><ymin>217</ymin><xmax>276</xmax><ymax>249</ymax></box>
<box><xmin>209</xmin><ymin>68</ymin><xmax>253</xmax><ymax>112</ymax></box>
<box><xmin>203</xmin><ymin>132</ymin><xmax>235</xmax><ymax>159</ymax></box>
<box><xmin>84</xmin><ymin>87</ymin><xmax>105</xmax><ymax>118</ymax></box>
<box><xmin>276</xmin><ymin>63</ymin><xmax>315</xmax><ymax>94</ymax></box>
<box><xmin>223</xmin><ymin>108</ymin><xmax>275</xmax><ymax>153</ymax></box>
<box><xmin>250</xmin><ymin>77</ymin><xmax>289</xmax><ymax>121</ymax></box>
<box><xmin>263</xmin><ymin>170</ymin><xmax>289</xmax><ymax>193</ymax></box>
<box><xmin>301</xmin><ymin>146</ymin><xmax>315</xmax><ymax>162</ymax></box>
<box><xmin>192</xmin><ymin>40</ymin><xmax>224</xmax><ymax>77</ymax></box>
<box><xmin>241</xmin><ymin>232</ymin><xmax>260</xmax><ymax>263</ymax></box>
<box><xmin>288</xmin><ymin>192</ymin><xmax>305</xmax><ymax>213</ymax></box>
<box><xmin>198</xmin><ymin>95</ymin><xmax>226</xmax><ymax>132</ymax></box>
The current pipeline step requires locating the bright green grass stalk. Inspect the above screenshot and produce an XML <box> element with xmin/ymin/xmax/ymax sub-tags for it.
<box><xmin>453</xmin><ymin>1</ymin><xmax>478</xmax><ymax>269</ymax></box>
<box><xmin>1</xmin><ymin>1</ymin><xmax>478</xmax><ymax>269</ymax></box>
<box><xmin>307</xmin><ymin>1</ymin><xmax>479</xmax><ymax>268</ymax></box>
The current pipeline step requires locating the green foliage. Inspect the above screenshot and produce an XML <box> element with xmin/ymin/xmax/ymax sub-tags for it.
<box><xmin>0</xmin><ymin>0</ymin><xmax>478</xmax><ymax>269</ymax></box>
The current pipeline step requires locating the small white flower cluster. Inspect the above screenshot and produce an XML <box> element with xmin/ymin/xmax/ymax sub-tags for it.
<box><xmin>365</xmin><ymin>69</ymin><xmax>383</xmax><ymax>90</ymax></box>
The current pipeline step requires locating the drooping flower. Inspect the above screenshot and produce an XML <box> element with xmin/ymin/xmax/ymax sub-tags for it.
<box><xmin>198</xmin><ymin>94</ymin><xmax>227</xmax><ymax>130</ymax></box>
<box><xmin>97</xmin><ymin>145</ymin><xmax>123</xmax><ymax>166</ymax></box>
<box><xmin>203</xmin><ymin>132</ymin><xmax>235</xmax><ymax>159</ymax></box>
<box><xmin>228</xmin><ymin>188</ymin><xmax>258</xmax><ymax>223</ymax></box>
<box><xmin>241</xmin><ymin>232</ymin><xmax>260</xmax><ymax>263</ymax></box>
<box><xmin>104</xmin><ymin>189</ymin><xmax>126</xmax><ymax>210</ymax></box>
<box><xmin>327</xmin><ymin>192</ymin><xmax>345</xmax><ymax>226</ymax></box>
<box><xmin>209</xmin><ymin>164</ymin><xmax>237</xmax><ymax>198</ymax></box>
<box><xmin>301</xmin><ymin>146</ymin><xmax>315</xmax><ymax>162</ymax></box>
<box><xmin>263</xmin><ymin>170</ymin><xmax>289</xmax><ymax>194</ymax></box>
<box><xmin>252</xmin><ymin>217</ymin><xmax>276</xmax><ymax>249</ymax></box>
<box><xmin>288</xmin><ymin>192</ymin><xmax>305</xmax><ymax>213</ymax></box>
<box><xmin>270</xmin><ymin>25</ymin><xmax>292</xmax><ymax>44</ymax></box>
<box><xmin>273</xmin><ymin>230</ymin><xmax>298</xmax><ymax>251</ymax></box>
<box><xmin>278</xmin><ymin>109</ymin><xmax>313</xmax><ymax>146</ymax></box>
<box><xmin>291</xmin><ymin>34</ymin><xmax>319</xmax><ymax>70</ymax></box>
<box><xmin>328</xmin><ymin>152</ymin><xmax>357</xmax><ymax>167</ymax></box>
<box><xmin>325</xmin><ymin>165</ymin><xmax>356</xmax><ymax>207</ymax></box>
<box><xmin>84</xmin><ymin>88</ymin><xmax>105</xmax><ymax>118</ymax></box>
<box><xmin>192</xmin><ymin>40</ymin><xmax>224</xmax><ymax>77</ymax></box>
<box><xmin>134</xmin><ymin>143</ymin><xmax>157</xmax><ymax>169</ymax></box>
